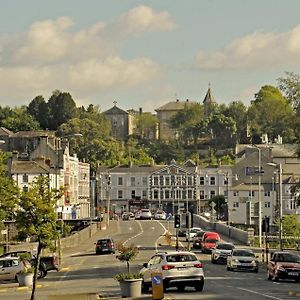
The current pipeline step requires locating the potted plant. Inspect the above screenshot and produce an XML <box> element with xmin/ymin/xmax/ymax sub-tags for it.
<box><xmin>17</xmin><ymin>252</ymin><xmax>34</xmax><ymax>287</ymax></box>
<box><xmin>114</xmin><ymin>243</ymin><xmax>142</xmax><ymax>298</ymax></box>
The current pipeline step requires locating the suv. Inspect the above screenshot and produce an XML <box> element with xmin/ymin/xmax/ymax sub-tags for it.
<box><xmin>0</xmin><ymin>257</ymin><xmax>25</xmax><ymax>281</ymax></box>
<box><xmin>140</xmin><ymin>251</ymin><xmax>204</xmax><ymax>292</ymax></box>
<box><xmin>95</xmin><ymin>238</ymin><xmax>115</xmax><ymax>255</ymax></box>
<box><xmin>268</xmin><ymin>251</ymin><xmax>300</xmax><ymax>281</ymax></box>
<box><xmin>211</xmin><ymin>242</ymin><xmax>235</xmax><ymax>264</ymax></box>
<box><xmin>140</xmin><ymin>209</ymin><xmax>152</xmax><ymax>220</ymax></box>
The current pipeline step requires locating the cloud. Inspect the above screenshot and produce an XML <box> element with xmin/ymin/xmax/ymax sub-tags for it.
<box><xmin>0</xmin><ymin>6</ymin><xmax>175</xmax><ymax>105</ymax></box>
<box><xmin>195</xmin><ymin>24</ymin><xmax>300</xmax><ymax>70</ymax></box>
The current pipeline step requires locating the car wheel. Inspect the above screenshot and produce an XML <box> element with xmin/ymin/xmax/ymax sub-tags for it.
<box><xmin>194</xmin><ymin>280</ymin><xmax>204</xmax><ymax>292</ymax></box>
<box><xmin>37</xmin><ymin>268</ymin><xmax>47</xmax><ymax>279</ymax></box>
<box><xmin>141</xmin><ymin>281</ymin><xmax>149</xmax><ymax>293</ymax></box>
<box><xmin>177</xmin><ymin>284</ymin><xmax>185</xmax><ymax>292</ymax></box>
<box><xmin>211</xmin><ymin>258</ymin><xmax>216</xmax><ymax>264</ymax></box>
<box><xmin>227</xmin><ymin>266</ymin><xmax>231</xmax><ymax>271</ymax></box>
<box><xmin>254</xmin><ymin>268</ymin><xmax>258</xmax><ymax>273</ymax></box>
<box><xmin>273</xmin><ymin>275</ymin><xmax>279</xmax><ymax>282</ymax></box>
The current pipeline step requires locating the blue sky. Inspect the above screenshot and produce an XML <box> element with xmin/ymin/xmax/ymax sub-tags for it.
<box><xmin>1</xmin><ymin>1</ymin><xmax>300</xmax><ymax>112</ymax></box>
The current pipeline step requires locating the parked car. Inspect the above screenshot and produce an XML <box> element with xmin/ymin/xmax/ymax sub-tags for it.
<box><xmin>211</xmin><ymin>242</ymin><xmax>235</xmax><ymax>264</ymax></box>
<box><xmin>0</xmin><ymin>250</ymin><xmax>59</xmax><ymax>278</ymax></box>
<box><xmin>154</xmin><ymin>210</ymin><xmax>166</xmax><ymax>220</ymax></box>
<box><xmin>227</xmin><ymin>249</ymin><xmax>259</xmax><ymax>273</ymax></box>
<box><xmin>140</xmin><ymin>251</ymin><xmax>204</xmax><ymax>292</ymax></box>
<box><xmin>95</xmin><ymin>238</ymin><xmax>115</xmax><ymax>255</ymax></box>
<box><xmin>268</xmin><ymin>251</ymin><xmax>300</xmax><ymax>281</ymax></box>
<box><xmin>186</xmin><ymin>227</ymin><xmax>203</xmax><ymax>242</ymax></box>
<box><xmin>122</xmin><ymin>212</ymin><xmax>130</xmax><ymax>220</ymax></box>
<box><xmin>0</xmin><ymin>257</ymin><xmax>26</xmax><ymax>281</ymax></box>
<box><xmin>139</xmin><ymin>209</ymin><xmax>152</xmax><ymax>220</ymax></box>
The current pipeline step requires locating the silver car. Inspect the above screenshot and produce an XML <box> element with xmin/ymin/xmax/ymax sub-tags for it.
<box><xmin>140</xmin><ymin>251</ymin><xmax>204</xmax><ymax>292</ymax></box>
<box><xmin>139</xmin><ymin>209</ymin><xmax>152</xmax><ymax>220</ymax></box>
<box><xmin>0</xmin><ymin>257</ymin><xmax>25</xmax><ymax>281</ymax></box>
<box><xmin>227</xmin><ymin>249</ymin><xmax>259</xmax><ymax>272</ymax></box>
<box><xmin>211</xmin><ymin>242</ymin><xmax>235</xmax><ymax>264</ymax></box>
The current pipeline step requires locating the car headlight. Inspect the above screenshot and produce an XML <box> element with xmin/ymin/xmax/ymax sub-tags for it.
<box><xmin>215</xmin><ymin>250</ymin><xmax>221</xmax><ymax>254</ymax></box>
<box><xmin>276</xmin><ymin>266</ymin><xmax>286</xmax><ymax>272</ymax></box>
<box><xmin>233</xmin><ymin>259</ymin><xmax>239</xmax><ymax>263</ymax></box>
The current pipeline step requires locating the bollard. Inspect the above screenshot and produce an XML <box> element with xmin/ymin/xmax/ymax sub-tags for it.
<box><xmin>151</xmin><ymin>272</ymin><xmax>164</xmax><ymax>300</ymax></box>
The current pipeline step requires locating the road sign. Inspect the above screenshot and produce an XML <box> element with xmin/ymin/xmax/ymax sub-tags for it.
<box><xmin>166</xmin><ymin>213</ymin><xmax>172</xmax><ymax>221</ymax></box>
<box><xmin>151</xmin><ymin>272</ymin><xmax>164</xmax><ymax>300</ymax></box>
<box><xmin>210</xmin><ymin>202</ymin><xmax>216</xmax><ymax>208</ymax></box>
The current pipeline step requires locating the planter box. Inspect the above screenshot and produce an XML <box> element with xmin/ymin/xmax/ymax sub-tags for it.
<box><xmin>17</xmin><ymin>273</ymin><xmax>34</xmax><ymax>287</ymax></box>
<box><xmin>119</xmin><ymin>278</ymin><xmax>142</xmax><ymax>298</ymax></box>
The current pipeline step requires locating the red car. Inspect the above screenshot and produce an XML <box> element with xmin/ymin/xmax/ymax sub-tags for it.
<box><xmin>201</xmin><ymin>232</ymin><xmax>220</xmax><ymax>253</ymax></box>
<box><xmin>268</xmin><ymin>251</ymin><xmax>300</xmax><ymax>281</ymax></box>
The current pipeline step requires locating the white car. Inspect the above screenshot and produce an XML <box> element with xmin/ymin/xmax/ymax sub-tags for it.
<box><xmin>154</xmin><ymin>210</ymin><xmax>166</xmax><ymax>220</ymax></box>
<box><xmin>139</xmin><ymin>209</ymin><xmax>152</xmax><ymax>220</ymax></box>
<box><xmin>0</xmin><ymin>257</ymin><xmax>26</xmax><ymax>281</ymax></box>
<box><xmin>227</xmin><ymin>249</ymin><xmax>259</xmax><ymax>272</ymax></box>
<box><xmin>211</xmin><ymin>242</ymin><xmax>235</xmax><ymax>264</ymax></box>
<box><xmin>140</xmin><ymin>251</ymin><xmax>204</xmax><ymax>292</ymax></box>
<box><xmin>186</xmin><ymin>227</ymin><xmax>203</xmax><ymax>241</ymax></box>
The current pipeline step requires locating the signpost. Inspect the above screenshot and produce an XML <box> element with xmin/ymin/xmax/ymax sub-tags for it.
<box><xmin>151</xmin><ymin>272</ymin><xmax>164</xmax><ymax>300</ymax></box>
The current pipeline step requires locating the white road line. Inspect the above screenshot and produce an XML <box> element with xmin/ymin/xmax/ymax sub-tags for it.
<box><xmin>123</xmin><ymin>221</ymin><xmax>144</xmax><ymax>245</ymax></box>
<box><xmin>237</xmin><ymin>287</ymin><xmax>285</xmax><ymax>300</ymax></box>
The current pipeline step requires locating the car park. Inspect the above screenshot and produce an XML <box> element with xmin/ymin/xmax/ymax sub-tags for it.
<box><xmin>154</xmin><ymin>210</ymin><xmax>166</xmax><ymax>220</ymax></box>
<box><xmin>140</xmin><ymin>251</ymin><xmax>204</xmax><ymax>292</ymax></box>
<box><xmin>268</xmin><ymin>251</ymin><xmax>300</xmax><ymax>281</ymax></box>
<box><xmin>139</xmin><ymin>209</ymin><xmax>152</xmax><ymax>220</ymax></box>
<box><xmin>227</xmin><ymin>249</ymin><xmax>259</xmax><ymax>272</ymax></box>
<box><xmin>95</xmin><ymin>238</ymin><xmax>115</xmax><ymax>254</ymax></box>
<box><xmin>211</xmin><ymin>242</ymin><xmax>235</xmax><ymax>264</ymax></box>
<box><xmin>0</xmin><ymin>257</ymin><xmax>27</xmax><ymax>281</ymax></box>
<box><xmin>186</xmin><ymin>227</ymin><xmax>203</xmax><ymax>241</ymax></box>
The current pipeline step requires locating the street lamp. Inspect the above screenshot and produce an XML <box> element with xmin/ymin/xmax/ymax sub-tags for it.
<box><xmin>267</xmin><ymin>162</ymin><xmax>283</xmax><ymax>251</ymax></box>
<box><xmin>247</xmin><ymin>145</ymin><xmax>263</xmax><ymax>247</ymax></box>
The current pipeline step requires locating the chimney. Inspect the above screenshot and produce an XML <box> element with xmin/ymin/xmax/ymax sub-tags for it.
<box><xmin>40</xmin><ymin>135</ymin><xmax>48</xmax><ymax>145</ymax></box>
<box><xmin>12</xmin><ymin>151</ymin><xmax>18</xmax><ymax>160</ymax></box>
<box><xmin>176</xmin><ymin>99</ymin><xmax>179</xmax><ymax>102</ymax></box>
<box><xmin>186</xmin><ymin>99</ymin><xmax>189</xmax><ymax>102</ymax></box>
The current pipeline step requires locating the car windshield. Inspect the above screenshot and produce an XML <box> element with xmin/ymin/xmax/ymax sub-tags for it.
<box><xmin>196</xmin><ymin>231</ymin><xmax>205</xmax><ymax>237</ymax></box>
<box><xmin>98</xmin><ymin>239</ymin><xmax>111</xmax><ymax>244</ymax></box>
<box><xmin>205</xmin><ymin>239</ymin><xmax>218</xmax><ymax>243</ymax></box>
<box><xmin>141</xmin><ymin>209</ymin><xmax>150</xmax><ymax>212</ymax></box>
<box><xmin>191</xmin><ymin>229</ymin><xmax>201</xmax><ymax>233</ymax></box>
<box><xmin>217</xmin><ymin>243</ymin><xmax>234</xmax><ymax>250</ymax></box>
<box><xmin>166</xmin><ymin>254</ymin><xmax>197</xmax><ymax>262</ymax></box>
<box><xmin>278</xmin><ymin>253</ymin><xmax>300</xmax><ymax>263</ymax></box>
<box><xmin>233</xmin><ymin>250</ymin><xmax>254</xmax><ymax>257</ymax></box>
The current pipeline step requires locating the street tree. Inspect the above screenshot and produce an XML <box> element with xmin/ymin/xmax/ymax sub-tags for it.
<box><xmin>15</xmin><ymin>176</ymin><xmax>63</xmax><ymax>300</ymax></box>
<box><xmin>0</xmin><ymin>151</ymin><xmax>19</xmax><ymax>229</ymax></box>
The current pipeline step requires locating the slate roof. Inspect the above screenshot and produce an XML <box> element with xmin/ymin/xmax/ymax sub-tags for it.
<box><xmin>11</xmin><ymin>160</ymin><xmax>52</xmax><ymax>174</ymax></box>
<box><xmin>104</xmin><ymin>105</ymin><xmax>128</xmax><ymax>115</ymax></box>
<box><xmin>203</xmin><ymin>87</ymin><xmax>216</xmax><ymax>104</ymax></box>
<box><xmin>155</xmin><ymin>99</ymin><xmax>197</xmax><ymax>111</ymax></box>
<box><xmin>11</xmin><ymin>131</ymin><xmax>55</xmax><ymax>138</ymax></box>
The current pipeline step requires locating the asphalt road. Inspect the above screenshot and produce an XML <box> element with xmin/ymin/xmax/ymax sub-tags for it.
<box><xmin>1</xmin><ymin>220</ymin><xmax>300</xmax><ymax>300</ymax></box>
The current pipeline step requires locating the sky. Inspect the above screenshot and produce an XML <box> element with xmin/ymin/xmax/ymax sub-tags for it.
<box><xmin>1</xmin><ymin>0</ymin><xmax>300</xmax><ymax>112</ymax></box>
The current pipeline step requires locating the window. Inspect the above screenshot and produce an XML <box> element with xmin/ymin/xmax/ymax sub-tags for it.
<box><xmin>265</xmin><ymin>202</ymin><xmax>271</xmax><ymax>208</ymax></box>
<box><xmin>118</xmin><ymin>177</ymin><xmax>123</xmax><ymax>186</ymax></box>
<box><xmin>159</xmin><ymin>176</ymin><xmax>164</xmax><ymax>186</ymax></box>
<box><xmin>142</xmin><ymin>177</ymin><xmax>147</xmax><ymax>186</ymax></box>
<box><xmin>210</xmin><ymin>190</ymin><xmax>216</xmax><ymax>198</ymax></box>
<box><xmin>165</xmin><ymin>176</ymin><xmax>170</xmax><ymax>186</ymax></box>
<box><xmin>200</xmin><ymin>190</ymin><xmax>205</xmax><ymax>200</ymax></box>
<box><xmin>118</xmin><ymin>190</ymin><xmax>123</xmax><ymax>199</ymax></box>
<box><xmin>264</xmin><ymin>191</ymin><xmax>271</xmax><ymax>197</ymax></box>
<box><xmin>130</xmin><ymin>177</ymin><xmax>135</xmax><ymax>187</ymax></box>
<box><xmin>187</xmin><ymin>176</ymin><xmax>193</xmax><ymax>185</ymax></box>
<box><xmin>249</xmin><ymin>191</ymin><xmax>255</xmax><ymax>197</ymax></box>
<box><xmin>142</xmin><ymin>190</ymin><xmax>147</xmax><ymax>199</ymax></box>
<box><xmin>233</xmin><ymin>202</ymin><xmax>239</xmax><ymax>208</ymax></box>
<box><xmin>23</xmin><ymin>174</ymin><xmax>28</xmax><ymax>183</ymax></box>
<box><xmin>233</xmin><ymin>191</ymin><xmax>239</xmax><ymax>197</ymax></box>
<box><xmin>210</xmin><ymin>177</ymin><xmax>216</xmax><ymax>185</ymax></box>
<box><xmin>131</xmin><ymin>190</ymin><xmax>136</xmax><ymax>199</ymax></box>
<box><xmin>165</xmin><ymin>190</ymin><xmax>170</xmax><ymax>199</ymax></box>
<box><xmin>153</xmin><ymin>176</ymin><xmax>159</xmax><ymax>186</ymax></box>
<box><xmin>153</xmin><ymin>190</ymin><xmax>159</xmax><ymax>199</ymax></box>
<box><xmin>23</xmin><ymin>186</ymin><xmax>28</xmax><ymax>192</ymax></box>
<box><xmin>187</xmin><ymin>189</ymin><xmax>193</xmax><ymax>199</ymax></box>
<box><xmin>199</xmin><ymin>177</ymin><xmax>205</xmax><ymax>186</ymax></box>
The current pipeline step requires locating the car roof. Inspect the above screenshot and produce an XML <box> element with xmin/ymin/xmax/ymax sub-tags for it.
<box><xmin>156</xmin><ymin>251</ymin><xmax>197</xmax><ymax>256</ymax></box>
<box><xmin>0</xmin><ymin>256</ymin><xmax>20</xmax><ymax>261</ymax></box>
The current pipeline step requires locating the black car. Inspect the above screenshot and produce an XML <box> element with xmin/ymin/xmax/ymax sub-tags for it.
<box><xmin>178</xmin><ymin>224</ymin><xmax>187</xmax><ymax>237</ymax></box>
<box><xmin>95</xmin><ymin>238</ymin><xmax>115</xmax><ymax>255</ymax></box>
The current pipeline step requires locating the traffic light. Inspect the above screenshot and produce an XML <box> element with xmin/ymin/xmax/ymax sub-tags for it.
<box><xmin>174</xmin><ymin>214</ymin><xmax>181</xmax><ymax>229</ymax></box>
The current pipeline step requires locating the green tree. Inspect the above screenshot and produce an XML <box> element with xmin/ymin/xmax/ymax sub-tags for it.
<box><xmin>1</xmin><ymin>107</ymin><xmax>40</xmax><ymax>132</ymax></box>
<box><xmin>248</xmin><ymin>85</ymin><xmax>295</xmax><ymax>143</ymax></box>
<box><xmin>47</xmin><ymin>91</ymin><xmax>77</xmax><ymax>130</ymax></box>
<box><xmin>27</xmin><ymin>96</ymin><xmax>49</xmax><ymax>129</ymax></box>
<box><xmin>282</xmin><ymin>215</ymin><xmax>300</xmax><ymax>237</ymax></box>
<box><xmin>0</xmin><ymin>151</ymin><xmax>19</xmax><ymax>229</ymax></box>
<box><xmin>15</xmin><ymin>176</ymin><xmax>63</xmax><ymax>300</ymax></box>
<box><xmin>134</xmin><ymin>112</ymin><xmax>158</xmax><ymax>139</ymax></box>
<box><xmin>277</xmin><ymin>72</ymin><xmax>300</xmax><ymax>110</ymax></box>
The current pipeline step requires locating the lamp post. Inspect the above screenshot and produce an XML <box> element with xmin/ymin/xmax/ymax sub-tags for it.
<box><xmin>267</xmin><ymin>162</ymin><xmax>283</xmax><ymax>251</ymax></box>
<box><xmin>106</xmin><ymin>173</ymin><xmax>111</xmax><ymax>226</ymax></box>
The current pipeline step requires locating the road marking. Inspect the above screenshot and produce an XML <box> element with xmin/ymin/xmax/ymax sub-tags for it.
<box><xmin>237</xmin><ymin>287</ymin><xmax>285</xmax><ymax>300</ymax></box>
<box><xmin>60</xmin><ymin>267</ymin><xmax>70</xmax><ymax>272</ymax></box>
<box><xmin>0</xmin><ymin>289</ymin><xmax>7</xmax><ymax>292</ymax></box>
<box><xmin>123</xmin><ymin>221</ymin><xmax>144</xmax><ymax>245</ymax></box>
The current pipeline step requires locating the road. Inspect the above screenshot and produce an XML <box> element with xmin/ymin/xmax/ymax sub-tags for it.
<box><xmin>1</xmin><ymin>220</ymin><xmax>300</xmax><ymax>299</ymax></box>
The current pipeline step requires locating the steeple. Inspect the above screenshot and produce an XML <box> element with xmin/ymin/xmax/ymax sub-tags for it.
<box><xmin>203</xmin><ymin>84</ymin><xmax>217</xmax><ymax>117</ymax></box>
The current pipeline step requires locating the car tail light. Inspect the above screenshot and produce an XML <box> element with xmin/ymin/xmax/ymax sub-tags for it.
<box><xmin>108</xmin><ymin>242</ymin><xmax>112</xmax><ymax>247</ymax></box>
<box><xmin>162</xmin><ymin>265</ymin><xmax>175</xmax><ymax>270</ymax></box>
<box><xmin>194</xmin><ymin>263</ymin><xmax>203</xmax><ymax>268</ymax></box>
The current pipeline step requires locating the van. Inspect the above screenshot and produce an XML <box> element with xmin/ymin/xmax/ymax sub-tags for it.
<box><xmin>201</xmin><ymin>232</ymin><xmax>221</xmax><ymax>253</ymax></box>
